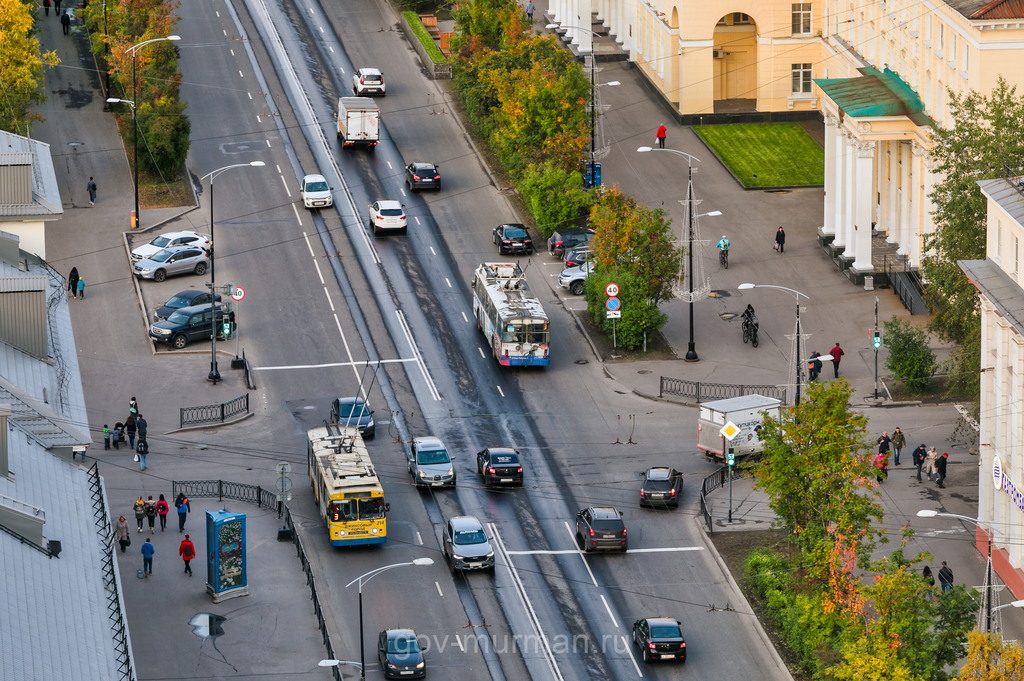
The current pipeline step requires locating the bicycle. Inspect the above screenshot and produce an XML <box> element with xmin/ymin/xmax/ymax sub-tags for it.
<box><xmin>741</xmin><ymin>313</ymin><xmax>759</xmax><ymax>348</ymax></box>
<box><xmin>719</xmin><ymin>248</ymin><xmax>729</xmax><ymax>269</ymax></box>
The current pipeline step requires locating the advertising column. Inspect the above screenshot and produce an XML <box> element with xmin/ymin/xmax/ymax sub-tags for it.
<box><xmin>206</xmin><ymin>510</ymin><xmax>249</xmax><ymax>603</ymax></box>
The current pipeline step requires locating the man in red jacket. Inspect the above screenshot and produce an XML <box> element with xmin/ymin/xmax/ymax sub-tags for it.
<box><xmin>830</xmin><ymin>342</ymin><xmax>845</xmax><ymax>378</ymax></box>
<box><xmin>656</xmin><ymin>125</ymin><xmax>667</xmax><ymax>149</ymax></box>
<box><xmin>179</xmin><ymin>535</ymin><xmax>196</xmax><ymax>576</ymax></box>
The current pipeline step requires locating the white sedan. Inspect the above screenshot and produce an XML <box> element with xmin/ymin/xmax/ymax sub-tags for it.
<box><xmin>300</xmin><ymin>174</ymin><xmax>333</xmax><ymax>209</ymax></box>
<box><xmin>131</xmin><ymin>231</ymin><xmax>211</xmax><ymax>263</ymax></box>
<box><xmin>368</xmin><ymin>200</ymin><xmax>407</xmax><ymax>236</ymax></box>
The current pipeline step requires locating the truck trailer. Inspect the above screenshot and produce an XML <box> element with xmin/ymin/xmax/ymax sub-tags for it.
<box><xmin>337</xmin><ymin>97</ymin><xmax>379</xmax><ymax>148</ymax></box>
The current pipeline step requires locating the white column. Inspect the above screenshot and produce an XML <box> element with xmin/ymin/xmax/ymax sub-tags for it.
<box><xmin>898</xmin><ymin>141</ymin><xmax>911</xmax><ymax>255</ymax></box>
<box><xmin>833</xmin><ymin>129</ymin><xmax>847</xmax><ymax>249</ymax></box>
<box><xmin>577</xmin><ymin>0</ymin><xmax>593</xmax><ymax>53</ymax></box>
<box><xmin>887</xmin><ymin>140</ymin><xmax>899</xmax><ymax>242</ymax></box>
<box><xmin>596</xmin><ymin>0</ymin><xmax>604</xmax><ymax>23</ymax></box>
<box><xmin>853</xmin><ymin>140</ymin><xmax>877</xmax><ymax>272</ymax></box>
<box><xmin>909</xmin><ymin>142</ymin><xmax>924</xmax><ymax>267</ymax></box>
<box><xmin>569</xmin><ymin>0</ymin><xmax>581</xmax><ymax>45</ymax></box>
<box><xmin>874</xmin><ymin>140</ymin><xmax>886</xmax><ymax>234</ymax></box>
<box><xmin>844</xmin><ymin>132</ymin><xmax>857</xmax><ymax>259</ymax></box>
<box><xmin>823</xmin><ymin>113</ymin><xmax>838</xmax><ymax>236</ymax></box>
<box><xmin>615</xmin><ymin>0</ymin><xmax>624</xmax><ymax>44</ymax></box>
<box><xmin>922</xmin><ymin>153</ymin><xmax>935</xmax><ymax>257</ymax></box>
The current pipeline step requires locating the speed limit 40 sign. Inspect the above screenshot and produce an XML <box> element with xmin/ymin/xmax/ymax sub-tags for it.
<box><xmin>605</xmin><ymin>282</ymin><xmax>619</xmax><ymax>297</ymax></box>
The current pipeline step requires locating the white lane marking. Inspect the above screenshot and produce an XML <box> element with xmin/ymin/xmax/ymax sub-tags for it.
<box><xmin>627</xmin><ymin>547</ymin><xmax>704</xmax><ymax>553</ymax></box>
<box><xmin>324</xmin><ymin>287</ymin><xmax>335</xmax><ymax>311</ymax></box>
<box><xmin>229</xmin><ymin>48</ymin><xmax>233</xmax><ymax>55</ymax></box>
<box><xmin>276</xmin><ymin>164</ymin><xmax>282</xmax><ymax>173</ymax></box>
<box><xmin>624</xmin><ymin>637</ymin><xmax>643</xmax><ymax>677</ymax></box>
<box><xmin>280</xmin><ymin>175</ymin><xmax>292</xmax><ymax>197</ymax></box>
<box><xmin>497</xmin><ymin>386</ymin><xmax>505</xmax><ymax>397</ymax></box>
<box><xmin>358</xmin><ymin>221</ymin><xmax>381</xmax><ymax>265</ymax></box>
<box><xmin>387</xmin><ymin>161</ymin><xmax>392</xmax><ymax>170</ymax></box>
<box><xmin>247</xmin><ymin>91</ymin><xmax>252</xmax><ymax>99</ymax></box>
<box><xmin>415</xmin><ymin>531</ymin><xmax>423</xmax><ymax>545</ymax></box>
<box><xmin>504</xmin><ymin>546</ymin><xmax>705</xmax><ymax>555</ymax></box>
<box><xmin>334</xmin><ymin>314</ymin><xmax>367</xmax><ymax>399</ymax></box>
<box><xmin>290</xmin><ymin>203</ymin><xmax>302</xmax><ymax>226</ymax></box>
<box><xmin>488</xmin><ymin>524</ymin><xmax>565</xmax><ymax>681</ymax></box>
<box><xmin>318</xmin><ymin>25</ymin><xmax>324</xmax><ymax>33</ymax></box>
<box><xmin>461</xmin><ymin>312</ymin><xmax>468</xmax><ymax>323</ymax></box>
<box><xmin>313</xmin><ymin>259</ymin><xmax>325</xmax><ymax>284</ymax></box>
<box><xmin>266</xmin><ymin>139</ymin><xmax>271</xmax><ymax>147</ymax></box>
<box><xmin>429</xmin><ymin>247</ymin><xmax>436</xmax><ymax>255</ymax></box>
<box><xmin>453</xmin><ymin>635</ymin><xmax>464</xmax><ymax>651</ymax></box>
<box><xmin>338</xmin><ymin>64</ymin><xmax>343</xmax><ymax>71</ymax></box>
<box><xmin>435</xmin><ymin>581</ymin><xmax>443</xmax><ymax>597</ymax></box>
<box><xmin>217</xmin><ymin>10</ymin><xmax>221</xmax><ymax>16</ymax></box>
<box><xmin>400</xmin><ymin>187</ymin><xmax>406</xmax><ymax>197</ymax></box>
<box><xmin>601</xmin><ymin>595</ymin><xmax>619</xmax><ymax>628</ymax></box>
<box><xmin>329</xmin><ymin>46</ymin><xmax>334</xmax><ymax>53</ymax></box>
<box><xmin>253</xmin><ymin>358</ymin><xmax>417</xmax><ymax>371</ymax></box>
<box><xmin>445</xmin><ymin>278</ymin><xmax>451</xmax><ymax>288</ymax></box>
<box><xmin>256</xmin><ymin>115</ymin><xmax>261</xmax><ymax>124</ymax></box>
<box><xmin>478</xmin><ymin>348</ymin><xmax>485</xmax><ymax>358</ymax></box>
<box><xmin>303</xmin><ymin>231</ymin><xmax>316</xmax><ymax>257</ymax></box>
<box><xmin>563</xmin><ymin>521</ymin><xmax>598</xmax><ymax>587</ymax></box>
<box><xmin>505</xmin><ymin>549</ymin><xmax>584</xmax><ymax>555</ymax></box>
<box><xmin>414</xmin><ymin>216</ymin><xmax>421</xmax><ymax>225</ymax></box>
<box><xmin>223</xmin><ymin>29</ymin><xmax>227</xmax><ymax>35</ymax></box>
<box><xmin>396</xmin><ymin>310</ymin><xmax>440</xmax><ymax>401</ymax></box>
<box><xmin>239</xmin><ymin>70</ymin><xmax>244</xmax><ymax>78</ymax></box>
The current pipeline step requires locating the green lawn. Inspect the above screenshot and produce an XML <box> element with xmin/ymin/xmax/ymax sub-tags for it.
<box><xmin>693</xmin><ymin>123</ymin><xmax>824</xmax><ymax>188</ymax></box>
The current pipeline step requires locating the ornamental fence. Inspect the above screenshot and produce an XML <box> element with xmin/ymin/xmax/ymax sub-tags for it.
<box><xmin>659</xmin><ymin>377</ymin><xmax>789</xmax><ymax>405</ymax></box>
<box><xmin>179</xmin><ymin>393</ymin><xmax>249</xmax><ymax>428</ymax></box>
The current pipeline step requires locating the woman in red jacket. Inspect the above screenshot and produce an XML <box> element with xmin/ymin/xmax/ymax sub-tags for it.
<box><xmin>156</xmin><ymin>494</ymin><xmax>170</xmax><ymax>532</ymax></box>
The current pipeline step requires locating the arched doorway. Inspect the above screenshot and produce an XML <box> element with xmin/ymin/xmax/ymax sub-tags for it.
<box><xmin>713</xmin><ymin>12</ymin><xmax>758</xmax><ymax>111</ymax></box>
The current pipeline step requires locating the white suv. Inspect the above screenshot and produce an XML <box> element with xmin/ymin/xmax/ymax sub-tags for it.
<box><xmin>352</xmin><ymin>68</ymin><xmax>385</xmax><ymax>96</ymax></box>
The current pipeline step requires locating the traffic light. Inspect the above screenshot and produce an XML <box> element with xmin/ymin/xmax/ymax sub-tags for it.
<box><xmin>872</xmin><ymin>332</ymin><xmax>882</xmax><ymax>350</ymax></box>
<box><xmin>220</xmin><ymin>311</ymin><xmax>236</xmax><ymax>339</ymax></box>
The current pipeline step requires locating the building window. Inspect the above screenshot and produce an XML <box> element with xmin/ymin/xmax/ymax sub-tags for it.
<box><xmin>997</xmin><ymin>221</ymin><xmax>1002</xmax><ymax>259</ymax></box>
<box><xmin>1016</xmin><ymin>237</ymin><xmax>1020</xmax><ymax>279</ymax></box>
<box><xmin>792</xmin><ymin>3</ymin><xmax>812</xmax><ymax>34</ymax></box>
<box><xmin>951</xmin><ymin>35</ymin><xmax>957</xmax><ymax>66</ymax></box>
<box><xmin>792</xmin><ymin>63</ymin><xmax>813</xmax><ymax>93</ymax></box>
<box><xmin>733</xmin><ymin>12</ymin><xmax>752</xmax><ymax>24</ymax></box>
<box><xmin>938</xmin><ymin>24</ymin><xmax>945</xmax><ymax>56</ymax></box>
<box><xmin>926</xmin><ymin>16</ymin><xmax>932</xmax><ymax>43</ymax></box>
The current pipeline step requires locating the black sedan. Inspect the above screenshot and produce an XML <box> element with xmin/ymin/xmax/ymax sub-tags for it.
<box><xmin>405</xmin><ymin>162</ymin><xmax>440</xmax><ymax>191</ymax></box>
<box><xmin>378</xmin><ymin>629</ymin><xmax>426</xmax><ymax>678</ymax></box>
<box><xmin>632</xmin><ymin>618</ymin><xmax>686</xmax><ymax>663</ymax></box>
<box><xmin>330</xmin><ymin>397</ymin><xmax>375</xmax><ymax>438</ymax></box>
<box><xmin>493</xmin><ymin>223</ymin><xmax>533</xmax><ymax>255</ymax></box>
<box><xmin>639</xmin><ymin>467</ymin><xmax>683</xmax><ymax>508</ymax></box>
<box><xmin>476</xmin><ymin>447</ymin><xmax>523</xmax><ymax>486</ymax></box>
<box><xmin>154</xmin><ymin>290</ymin><xmax>221</xmax><ymax>321</ymax></box>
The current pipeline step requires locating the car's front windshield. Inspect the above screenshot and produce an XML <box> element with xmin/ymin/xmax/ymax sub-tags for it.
<box><xmin>387</xmin><ymin>636</ymin><xmax>419</xmax><ymax>654</ymax></box>
<box><xmin>151</xmin><ymin>236</ymin><xmax>171</xmax><ymax>248</ymax></box>
<box><xmin>357</xmin><ymin>497</ymin><xmax>385</xmax><ymax>520</ymax></box>
<box><xmin>417</xmin><ymin>448</ymin><xmax>450</xmax><ymax>465</ymax></box>
<box><xmin>337</xmin><ymin>401</ymin><xmax>369</xmax><ymax>418</ymax></box>
<box><xmin>650</xmin><ymin>625</ymin><xmax>682</xmax><ymax>639</ymax></box>
<box><xmin>454</xmin><ymin>529</ymin><xmax>487</xmax><ymax>545</ymax></box>
<box><xmin>167</xmin><ymin>311</ymin><xmax>191</xmax><ymax>325</ymax></box>
<box><xmin>306</xmin><ymin>181</ymin><xmax>329</xmax><ymax>192</ymax></box>
<box><xmin>150</xmin><ymin>249</ymin><xmax>174</xmax><ymax>263</ymax></box>
<box><xmin>166</xmin><ymin>295</ymin><xmax>191</xmax><ymax>308</ymax></box>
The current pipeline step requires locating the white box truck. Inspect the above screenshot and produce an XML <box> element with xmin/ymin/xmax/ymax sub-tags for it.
<box><xmin>337</xmin><ymin>97</ymin><xmax>379</xmax><ymax>149</ymax></box>
<box><xmin>696</xmin><ymin>394</ymin><xmax>782</xmax><ymax>462</ymax></box>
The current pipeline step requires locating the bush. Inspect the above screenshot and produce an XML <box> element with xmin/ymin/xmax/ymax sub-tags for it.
<box><xmin>402</xmin><ymin>12</ymin><xmax>448</xmax><ymax>63</ymax></box>
<box><xmin>518</xmin><ymin>162</ymin><xmax>593</xmax><ymax>236</ymax></box>
<box><xmin>585</xmin><ymin>270</ymin><xmax>667</xmax><ymax>351</ymax></box>
<box><xmin>136</xmin><ymin>99</ymin><xmax>191</xmax><ymax>175</ymax></box>
<box><xmin>882</xmin><ymin>315</ymin><xmax>936</xmax><ymax>391</ymax></box>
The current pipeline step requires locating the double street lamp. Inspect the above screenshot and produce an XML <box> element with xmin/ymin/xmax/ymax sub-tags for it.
<box><xmin>345</xmin><ymin>558</ymin><xmax>434</xmax><ymax>681</ymax></box>
<box><xmin>199</xmin><ymin>162</ymin><xmax>265</xmax><ymax>384</ymax></box>
<box><xmin>738</xmin><ymin>283</ymin><xmax>809</xmax><ymax>405</ymax></box>
<box><xmin>106</xmin><ymin>34</ymin><xmax>180</xmax><ymax>230</ymax></box>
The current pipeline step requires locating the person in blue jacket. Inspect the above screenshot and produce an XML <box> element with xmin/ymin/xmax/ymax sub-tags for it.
<box><xmin>141</xmin><ymin>538</ymin><xmax>155</xmax><ymax>577</ymax></box>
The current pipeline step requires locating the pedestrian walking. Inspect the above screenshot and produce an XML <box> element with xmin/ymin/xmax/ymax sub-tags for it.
<box><xmin>55</xmin><ymin>0</ymin><xmax>62</xmax><ymax>13</ymax></box>
<box><xmin>136</xmin><ymin>414</ymin><xmax>148</xmax><ymax>440</ymax></box>
<box><xmin>830</xmin><ymin>342</ymin><xmax>845</xmax><ymax>378</ymax></box>
<box><xmin>922</xmin><ymin>565</ymin><xmax>935</xmax><ymax>586</ymax></box>
<box><xmin>141</xmin><ymin>538</ymin><xmax>155</xmax><ymax>577</ymax></box>
<box><xmin>775</xmin><ymin>226</ymin><xmax>786</xmax><ymax>253</ymax></box>
<box><xmin>938</xmin><ymin>561</ymin><xmax>954</xmax><ymax>593</ymax></box>
<box><xmin>125</xmin><ymin>415</ymin><xmax>137</xmax><ymax>449</ymax></box>
<box><xmin>877</xmin><ymin>432</ymin><xmax>892</xmax><ymax>456</ymax></box>
<box><xmin>912</xmin><ymin>443</ymin><xmax>927</xmax><ymax>482</ymax></box>
<box><xmin>87</xmin><ymin>177</ymin><xmax>97</xmax><ymax>205</ymax></box>
<box><xmin>67</xmin><ymin>267</ymin><xmax>79</xmax><ymax>296</ymax></box>
<box><xmin>935</xmin><ymin>452</ymin><xmax>949</xmax><ymax>488</ymax></box>
<box><xmin>156</xmin><ymin>493</ymin><xmax>169</xmax><ymax>531</ymax></box>
<box><xmin>103</xmin><ymin>424</ymin><xmax>111</xmax><ymax>450</ymax></box>
<box><xmin>873</xmin><ymin>451</ymin><xmax>889</xmax><ymax>483</ymax></box>
<box><xmin>179</xmin><ymin>535</ymin><xmax>196</xmax><ymax>576</ymax></box>
<box><xmin>891</xmin><ymin>427</ymin><xmax>906</xmax><ymax>466</ymax></box>
<box><xmin>925</xmin><ymin>447</ymin><xmax>939</xmax><ymax>481</ymax></box>
<box><xmin>60</xmin><ymin>10</ymin><xmax>70</xmax><ymax>34</ymax></box>
<box><xmin>112</xmin><ymin>422</ymin><xmax>123</xmax><ymax>450</ymax></box>
<box><xmin>808</xmin><ymin>351</ymin><xmax>822</xmax><ymax>381</ymax></box>
<box><xmin>129</xmin><ymin>396</ymin><xmax>139</xmax><ymax>416</ymax></box>
<box><xmin>525</xmin><ymin>0</ymin><xmax>534</xmax><ymax>22</ymax></box>
<box><xmin>144</xmin><ymin>496</ymin><xmax>157</xmax><ymax>533</ymax></box>
<box><xmin>114</xmin><ymin>515</ymin><xmax>131</xmax><ymax>553</ymax></box>
<box><xmin>175</xmin><ymin>492</ymin><xmax>191</xmax><ymax>532</ymax></box>
<box><xmin>655</xmin><ymin>124</ymin><xmax>667</xmax><ymax>149</ymax></box>
<box><xmin>133</xmin><ymin>496</ymin><xmax>145</xmax><ymax>532</ymax></box>
<box><xmin>43</xmin><ymin>0</ymin><xmax>51</xmax><ymax>16</ymax></box>
<box><xmin>137</xmin><ymin>438</ymin><xmax>149</xmax><ymax>471</ymax></box>
<box><xmin>76</xmin><ymin>277</ymin><xmax>84</xmax><ymax>299</ymax></box>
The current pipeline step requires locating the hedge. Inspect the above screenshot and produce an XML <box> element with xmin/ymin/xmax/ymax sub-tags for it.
<box><xmin>402</xmin><ymin>12</ymin><xmax>448</xmax><ymax>64</ymax></box>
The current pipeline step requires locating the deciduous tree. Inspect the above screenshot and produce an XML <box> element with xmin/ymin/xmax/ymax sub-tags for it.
<box><xmin>961</xmin><ymin>631</ymin><xmax>1024</xmax><ymax>680</ymax></box>
<box><xmin>882</xmin><ymin>315</ymin><xmax>936</xmax><ymax>391</ymax></box>
<box><xmin>0</xmin><ymin>0</ymin><xmax>59</xmax><ymax>134</ymax></box>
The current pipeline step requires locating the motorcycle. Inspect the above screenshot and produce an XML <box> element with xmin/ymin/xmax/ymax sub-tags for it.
<box><xmin>741</xmin><ymin>305</ymin><xmax>759</xmax><ymax>347</ymax></box>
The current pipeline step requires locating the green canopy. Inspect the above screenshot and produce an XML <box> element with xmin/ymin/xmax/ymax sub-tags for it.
<box><xmin>814</xmin><ymin>67</ymin><xmax>934</xmax><ymax>127</ymax></box>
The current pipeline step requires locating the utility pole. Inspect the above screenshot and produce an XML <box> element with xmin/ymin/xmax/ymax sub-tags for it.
<box><xmin>874</xmin><ymin>296</ymin><xmax>880</xmax><ymax>400</ymax></box>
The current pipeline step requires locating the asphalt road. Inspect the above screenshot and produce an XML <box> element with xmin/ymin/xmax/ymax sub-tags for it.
<box><xmin>155</xmin><ymin>0</ymin><xmax>797</xmax><ymax>679</ymax></box>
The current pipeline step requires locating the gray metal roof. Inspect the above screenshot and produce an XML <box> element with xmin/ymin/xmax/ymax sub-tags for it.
<box><xmin>0</xmin><ymin>130</ymin><xmax>63</xmax><ymax>219</ymax></box>
<box><xmin>700</xmin><ymin>394</ymin><xmax>783</xmax><ymax>413</ymax></box>
<box><xmin>959</xmin><ymin>258</ymin><xmax>1024</xmax><ymax>336</ymax></box>
<box><xmin>978</xmin><ymin>178</ymin><xmax>1024</xmax><ymax>227</ymax></box>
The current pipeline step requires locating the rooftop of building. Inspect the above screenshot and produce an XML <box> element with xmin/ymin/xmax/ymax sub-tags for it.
<box><xmin>0</xmin><ymin>130</ymin><xmax>63</xmax><ymax>220</ymax></box>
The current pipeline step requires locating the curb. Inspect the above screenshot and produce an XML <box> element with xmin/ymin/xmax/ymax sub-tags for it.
<box><xmin>163</xmin><ymin>410</ymin><xmax>254</xmax><ymax>435</ymax></box>
<box><xmin>692</xmin><ymin>514</ymin><xmax>796</xmax><ymax>681</ymax></box>
<box><xmin>569</xmin><ymin>308</ymin><xmax>603</xmax><ymax>363</ymax></box>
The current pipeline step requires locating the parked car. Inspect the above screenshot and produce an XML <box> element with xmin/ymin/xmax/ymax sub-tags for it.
<box><xmin>369</xmin><ymin>200</ymin><xmax>407</xmax><ymax>236</ymax></box>
<box><xmin>131</xmin><ymin>231</ymin><xmax>211</xmax><ymax>263</ymax></box>
<box><xmin>476</xmin><ymin>447</ymin><xmax>523</xmax><ymax>486</ymax></box>
<box><xmin>353</xmin><ymin>67</ymin><xmax>386</xmax><ymax>96</ymax></box>
<box><xmin>408</xmin><ymin>436</ymin><xmax>455</xmax><ymax>488</ymax></box>
<box><xmin>405</xmin><ymin>162</ymin><xmax>440</xmax><ymax>191</ymax></box>
<box><xmin>639</xmin><ymin>467</ymin><xmax>683</xmax><ymax>508</ymax></box>
<box><xmin>576</xmin><ymin>506</ymin><xmax>627</xmax><ymax>552</ymax></box>
<box><xmin>149</xmin><ymin>303</ymin><xmax>221</xmax><ymax>349</ymax></box>
<box><xmin>442</xmin><ymin>515</ymin><xmax>495</xmax><ymax>572</ymax></box>
<box><xmin>300</xmin><ymin>174</ymin><xmax>333</xmax><ymax>209</ymax></box>
<box><xmin>330</xmin><ymin>397</ymin><xmax>375</xmax><ymax>438</ymax></box>
<box><xmin>632</xmin><ymin>618</ymin><xmax>686</xmax><ymax>663</ymax></box>
<box><xmin>562</xmin><ymin>247</ymin><xmax>591</xmax><ymax>267</ymax></box>
<box><xmin>548</xmin><ymin>229</ymin><xmax>594</xmax><ymax>258</ymax></box>
<box><xmin>154</xmin><ymin>290</ymin><xmax>221</xmax><ymax>321</ymax></box>
<box><xmin>493</xmin><ymin>224</ymin><xmax>533</xmax><ymax>255</ymax></box>
<box><xmin>558</xmin><ymin>261</ymin><xmax>594</xmax><ymax>296</ymax></box>
<box><xmin>133</xmin><ymin>246</ymin><xmax>210</xmax><ymax>282</ymax></box>
<box><xmin>378</xmin><ymin>629</ymin><xmax>425</xmax><ymax>679</ymax></box>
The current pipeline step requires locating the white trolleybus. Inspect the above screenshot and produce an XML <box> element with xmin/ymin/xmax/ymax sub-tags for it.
<box><xmin>471</xmin><ymin>262</ymin><xmax>550</xmax><ymax>366</ymax></box>
<box><xmin>307</xmin><ymin>424</ymin><xmax>389</xmax><ymax>547</ymax></box>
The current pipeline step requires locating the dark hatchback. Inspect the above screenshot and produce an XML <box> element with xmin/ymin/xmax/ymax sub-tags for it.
<box><xmin>154</xmin><ymin>290</ymin><xmax>221</xmax><ymax>321</ymax></box>
<box><xmin>493</xmin><ymin>224</ymin><xmax>533</xmax><ymax>255</ymax></box>
<box><xmin>632</xmin><ymin>618</ymin><xmax>686</xmax><ymax>663</ymax></box>
<box><xmin>330</xmin><ymin>397</ymin><xmax>375</xmax><ymax>438</ymax></box>
<box><xmin>576</xmin><ymin>507</ymin><xmax>627</xmax><ymax>552</ymax></box>
<box><xmin>378</xmin><ymin>629</ymin><xmax>426</xmax><ymax>678</ymax></box>
<box><xmin>476</xmin><ymin>447</ymin><xmax>523</xmax><ymax>486</ymax></box>
<box><xmin>405</xmin><ymin>162</ymin><xmax>440</xmax><ymax>191</ymax></box>
<box><xmin>148</xmin><ymin>303</ymin><xmax>220</xmax><ymax>349</ymax></box>
<box><xmin>548</xmin><ymin>229</ymin><xmax>594</xmax><ymax>258</ymax></box>
<box><xmin>639</xmin><ymin>467</ymin><xmax>683</xmax><ymax>508</ymax></box>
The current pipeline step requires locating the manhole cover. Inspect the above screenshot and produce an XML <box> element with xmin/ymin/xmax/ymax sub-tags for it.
<box><xmin>574</xmin><ymin>359</ymin><xmax>589</xmax><ymax>365</ymax></box>
<box><xmin>300</xmin><ymin>521</ymin><xmax>319</xmax><ymax>528</ymax></box>
<box><xmin>67</xmin><ymin>142</ymin><xmax>84</xmax><ymax>147</ymax></box>
<box><xmin>720</xmin><ymin>312</ymin><xmax>738</xmax><ymax>320</ymax></box>
<box><xmin>765</xmin><ymin>189</ymin><xmax>792</xmax><ymax>194</ymax></box>
<box><xmin>710</xmin><ymin>290</ymin><xmax>731</xmax><ymax>297</ymax></box>
<box><xmin>638</xmin><ymin>370</ymin><xmax>652</xmax><ymax>374</ymax></box>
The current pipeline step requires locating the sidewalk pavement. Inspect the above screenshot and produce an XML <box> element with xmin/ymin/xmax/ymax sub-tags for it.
<box><xmin>32</xmin><ymin>11</ymin><xmax>330</xmax><ymax>681</ymax></box>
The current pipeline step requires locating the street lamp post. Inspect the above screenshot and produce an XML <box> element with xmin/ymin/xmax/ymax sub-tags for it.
<box><xmin>738</xmin><ymin>283</ymin><xmax>810</xmax><ymax>405</ymax></box>
<box><xmin>199</xmin><ymin>162</ymin><xmax>265</xmax><ymax>384</ymax></box>
<box><xmin>637</xmin><ymin>147</ymin><xmax>720</xmax><ymax>361</ymax></box>
<box><xmin>917</xmin><ymin>510</ymin><xmax>1004</xmax><ymax>632</ymax></box>
<box><xmin>345</xmin><ymin>559</ymin><xmax>434</xmax><ymax>681</ymax></box>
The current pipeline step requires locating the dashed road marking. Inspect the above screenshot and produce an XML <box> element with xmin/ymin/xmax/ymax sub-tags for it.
<box><xmin>435</xmin><ymin>581</ymin><xmax>443</xmax><ymax>597</ymax></box>
<box><xmin>462</xmin><ymin>311</ymin><xmax>468</xmax><ymax>323</ymax></box>
<box><xmin>601</xmin><ymin>595</ymin><xmax>619</xmax><ymax>628</ymax></box>
<box><xmin>497</xmin><ymin>386</ymin><xmax>505</xmax><ymax>397</ymax></box>
<box><xmin>478</xmin><ymin>348</ymin><xmax>485</xmax><ymax>358</ymax></box>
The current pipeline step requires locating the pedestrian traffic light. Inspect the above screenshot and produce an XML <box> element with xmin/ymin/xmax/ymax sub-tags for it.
<box><xmin>872</xmin><ymin>332</ymin><xmax>881</xmax><ymax>349</ymax></box>
<box><xmin>222</xmin><ymin>320</ymin><xmax>232</xmax><ymax>337</ymax></box>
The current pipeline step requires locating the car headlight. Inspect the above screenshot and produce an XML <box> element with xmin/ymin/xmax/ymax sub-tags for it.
<box><xmin>447</xmin><ymin>468</ymin><xmax>453</xmax><ymax>476</ymax></box>
<box><xmin>486</xmin><ymin>552</ymin><xmax>494</xmax><ymax>558</ymax></box>
<box><xmin>453</xmin><ymin>554</ymin><xmax>464</xmax><ymax>560</ymax></box>
<box><xmin>366</xmin><ymin>419</ymin><xmax>374</xmax><ymax>428</ymax></box>
<box><xmin>419</xmin><ymin>470</ymin><xmax>426</xmax><ymax>477</ymax></box>
<box><xmin>387</xmin><ymin>663</ymin><xmax>397</xmax><ymax>669</ymax></box>
<box><xmin>141</xmin><ymin>268</ymin><xmax>152</xmax><ymax>274</ymax></box>
<box><xmin>416</xmin><ymin>662</ymin><xmax>425</xmax><ymax>669</ymax></box>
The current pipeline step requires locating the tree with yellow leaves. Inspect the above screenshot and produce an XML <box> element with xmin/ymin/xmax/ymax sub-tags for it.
<box><xmin>961</xmin><ymin>630</ymin><xmax>1024</xmax><ymax>680</ymax></box>
<box><xmin>0</xmin><ymin>0</ymin><xmax>59</xmax><ymax>134</ymax></box>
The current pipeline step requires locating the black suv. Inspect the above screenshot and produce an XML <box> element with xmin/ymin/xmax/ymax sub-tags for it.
<box><xmin>576</xmin><ymin>506</ymin><xmax>627</xmax><ymax>552</ymax></box>
<box><xmin>149</xmin><ymin>303</ymin><xmax>222</xmax><ymax>349</ymax></box>
<box><xmin>548</xmin><ymin>229</ymin><xmax>594</xmax><ymax>258</ymax></box>
<box><xmin>639</xmin><ymin>467</ymin><xmax>683</xmax><ymax>508</ymax></box>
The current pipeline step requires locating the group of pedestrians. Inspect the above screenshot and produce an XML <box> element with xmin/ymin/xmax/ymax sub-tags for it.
<box><xmin>921</xmin><ymin>562</ymin><xmax>956</xmax><ymax>594</ymax></box>
<box><xmin>66</xmin><ymin>267</ymin><xmax>84</xmax><ymax>299</ymax></box>
<box><xmin>872</xmin><ymin>427</ymin><xmax>950</xmax><ymax>488</ymax></box>
<box><xmin>117</xmin><ymin>492</ymin><xmax>194</xmax><ymax>578</ymax></box>
<box><xmin>104</xmin><ymin>397</ymin><xmax>150</xmax><ymax>469</ymax></box>
<box><xmin>806</xmin><ymin>342</ymin><xmax>846</xmax><ymax>382</ymax></box>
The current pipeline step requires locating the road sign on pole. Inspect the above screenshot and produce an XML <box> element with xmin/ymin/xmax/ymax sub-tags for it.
<box><xmin>605</xmin><ymin>283</ymin><xmax>619</xmax><ymax>297</ymax></box>
<box><xmin>231</xmin><ymin>286</ymin><xmax>245</xmax><ymax>302</ymax></box>
<box><xmin>606</xmin><ymin>310</ymin><xmax>621</xmax><ymax>318</ymax></box>
<box><xmin>606</xmin><ymin>297</ymin><xmax>621</xmax><ymax>311</ymax></box>
<box><xmin>720</xmin><ymin>421</ymin><xmax>740</xmax><ymax>440</ymax></box>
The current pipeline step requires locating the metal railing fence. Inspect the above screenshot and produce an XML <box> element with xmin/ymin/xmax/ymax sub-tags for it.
<box><xmin>180</xmin><ymin>393</ymin><xmax>249</xmax><ymax>428</ymax></box>
<box><xmin>699</xmin><ymin>465</ymin><xmax>754</xmax><ymax>534</ymax></box>
<box><xmin>172</xmin><ymin>479</ymin><xmax>277</xmax><ymax>510</ymax></box>
<box><xmin>660</xmin><ymin>377</ymin><xmax>789</xmax><ymax>405</ymax></box>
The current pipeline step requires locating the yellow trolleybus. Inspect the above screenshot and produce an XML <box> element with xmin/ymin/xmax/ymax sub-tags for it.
<box><xmin>307</xmin><ymin>424</ymin><xmax>389</xmax><ymax>546</ymax></box>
